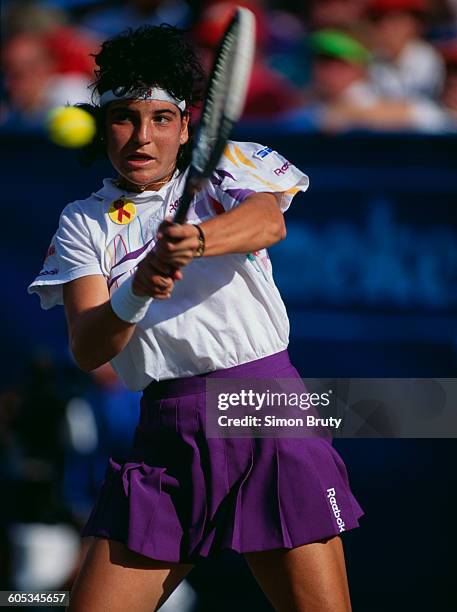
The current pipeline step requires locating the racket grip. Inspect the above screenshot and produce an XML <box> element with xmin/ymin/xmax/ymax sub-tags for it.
<box><xmin>174</xmin><ymin>190</ymin><xmax>193</xmax><ymax>224</ymax></box>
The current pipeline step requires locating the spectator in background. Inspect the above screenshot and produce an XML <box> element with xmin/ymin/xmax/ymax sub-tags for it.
<box><xmin>437</xmin><ymin>41</ymin><xmax>457</xmax><ymax>126</ymax></box>
<box><xmin>367</xmin><ymin>0</ymin><xmax>445</xmax><ymax>99</ymax></box>
<box><xmin>1</xmin><ymin>33</ymin><xmax>93</xmax><ymax>130</ymax></box>
<box><xmin>265</xmin><ymin>5</ymin><xmax>309</xmax><ymax>87</ymax></box>
<box><xmin>310</xmin><ymin>30</ymin><xmax>377</xmax><ymax>111</ymax></box>
<box><xmin>2</xmin><ymin>0</ymin><xmax>99</xmax><ymax>77</ymax></box>
<box><xmin>307</xmin><ymin>0</ymin><xmax>369</xmax><ymax>30</ymax></box>
<box><xmin>42</xmin><ymin>26</ymin><xmax>97</xmax><ymax>78</ymax></box>
<box><xmin>193</xmin><ymin>1</ymin><xmax>303</xmax><ymax>118</ymax></box>
<box><xmin>81</xmin><ymin>0</ymin><xmax>191</xmax><ymax>37</ymax></box>
<box><xmin>448</xmin><ymin>0</ymin><xmax>457</xmax><ymax>22</ymax></box>
<box><xmin>266</xmin><ymin>29</ymin><xmax>446</xmax><ymax>133</ymax></box>
<box><xmin>2</xmin><ymin>0</ymin><xmax>68</xmax><ymax>35</ymax></box>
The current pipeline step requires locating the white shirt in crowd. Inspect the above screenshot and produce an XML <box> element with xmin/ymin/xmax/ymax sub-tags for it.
<box><xmin>370</xmin><ymin>39</ymin><xmax>445</xmax><ymax>100</ymax></box>
<box><xmin>342</xmin><ymin>79</ymin><xmax>451</xmax><ymax>132</ymax></box>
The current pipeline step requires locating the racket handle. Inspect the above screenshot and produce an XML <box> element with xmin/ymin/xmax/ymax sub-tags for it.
<box><xmin>173</xmin><ymin>189</ymin><xmax>193</xmax><ymax>224</ymax></box>
<box><xmin>174</xmin><ymin>168</ymin><xmax>206</xmax><ymax>224</ymax></box>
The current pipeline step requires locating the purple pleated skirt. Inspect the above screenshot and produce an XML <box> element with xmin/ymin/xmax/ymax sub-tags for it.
<box><xmin>81</xmin><ymin>351</ymin><xmax>364</xmax><ymax>563</ymax></box>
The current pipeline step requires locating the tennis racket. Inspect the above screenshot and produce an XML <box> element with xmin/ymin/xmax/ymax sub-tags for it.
<box><xmin>173</xmin><ymin>6</ymin><xmax>256</xmax><ymax>224</ymax></box>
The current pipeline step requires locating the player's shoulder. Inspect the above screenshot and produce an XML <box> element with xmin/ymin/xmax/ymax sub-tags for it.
<box><xmin>59</xmin><ymin>178</ymin><xmax>113</xmax><ymax>223</ymax></box>
<box><xmin>218</xmin><ymin>140</ymin><xmax>309</xmax><ymax>197</ymax></box>
<box><xmin>220</xmin><ymin>140</ymin><xmax>283</xmax><ymax>172</ymax></box>
<box><xmin>225</xmin><ymin>140</ymin><xmax>276</xmax><ymax>161</ymax></box>
<box><xmin>220</xmin><ymin>140</ymin><xmax>290</xmax><ymax>176</ymax></box>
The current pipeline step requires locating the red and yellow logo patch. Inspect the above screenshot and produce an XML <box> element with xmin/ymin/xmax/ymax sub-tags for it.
<box><xmin>108</xmin><ymin>198</ymin><xmax>137</xmax><ymax>225</ymax></box>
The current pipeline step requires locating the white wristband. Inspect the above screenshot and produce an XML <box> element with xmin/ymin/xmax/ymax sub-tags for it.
<box><xmin>110</xmin><ymin>276</ymin><xmax>152</xmax><ymax>324</ymax></box>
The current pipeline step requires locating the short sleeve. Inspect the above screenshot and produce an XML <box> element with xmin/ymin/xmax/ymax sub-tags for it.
<box><xmin>207</xmin><ymin>141</ymin><xmax>310</xmax><ymax>213</ymax></box>
<box><xmin>28</xmin><ymin>201</ymin><xmax>104</xmax><ymax>309</ymax></box>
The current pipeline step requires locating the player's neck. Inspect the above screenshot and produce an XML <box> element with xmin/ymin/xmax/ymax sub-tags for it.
<box><xmin>116</xmin><ymin>168</ymin><xmax>176</xmax><ymax>193</ymax></box>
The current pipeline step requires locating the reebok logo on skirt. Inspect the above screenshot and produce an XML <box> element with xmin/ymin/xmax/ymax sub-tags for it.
<box><xmin>327</xmin><ymin>488</ymin><xmax>346</xmax><ymax>532</ymax></box>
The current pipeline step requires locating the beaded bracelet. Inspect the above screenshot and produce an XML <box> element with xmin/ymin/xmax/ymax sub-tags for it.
<box><xmin>194</xmin><ymin>224</ymin><xmax>206</xmax><ymax>258</ymax></box>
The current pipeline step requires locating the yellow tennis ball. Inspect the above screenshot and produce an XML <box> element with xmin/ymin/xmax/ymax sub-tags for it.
<box><xmin>47</xmin><ymin>106</ymin><xmax>96</xmax><ymax>148</ymax></box>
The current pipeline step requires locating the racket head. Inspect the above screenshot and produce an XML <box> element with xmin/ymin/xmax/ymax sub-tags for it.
<box><xmin>174</xmin><ymin>6</ymin><xmax>255</xmax><ymax>223</ymax></box>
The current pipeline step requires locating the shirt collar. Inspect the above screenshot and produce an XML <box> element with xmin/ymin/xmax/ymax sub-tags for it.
<box><xmin>94</xmin><ymin>168</ymin><xmax>184</xmax><ymax>203</ymax></box>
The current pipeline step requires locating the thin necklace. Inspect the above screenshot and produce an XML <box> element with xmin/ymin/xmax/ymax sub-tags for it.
<box><xmin>116</xmin><ymin>168</ymin><xmax>176</xmax><ymax>193</ymax></box>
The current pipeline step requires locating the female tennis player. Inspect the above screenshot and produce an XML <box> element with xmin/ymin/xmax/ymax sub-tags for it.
<box><xmin>29</xmin><ymin>25</ymin><xmax>364</xmax><ymax>612</ymax></box>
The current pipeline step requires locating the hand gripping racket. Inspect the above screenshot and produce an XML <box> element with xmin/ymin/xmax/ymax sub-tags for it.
<box><xmin>173</xmin><ymin>6</ymin><xmax>256</xmax><ymax>224</ymax></box>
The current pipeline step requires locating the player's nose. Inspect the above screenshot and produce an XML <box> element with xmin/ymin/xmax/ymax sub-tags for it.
<box><xmin>132</xmin><ymin>117</ymin><xmax>153</xmax><ymax>146</ymax></box>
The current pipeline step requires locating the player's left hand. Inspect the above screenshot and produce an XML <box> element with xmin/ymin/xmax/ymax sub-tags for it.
<box><xmin>154</xmin><ymin>217</ymin><xmax>201</xmax><ymax>271</ymax></box>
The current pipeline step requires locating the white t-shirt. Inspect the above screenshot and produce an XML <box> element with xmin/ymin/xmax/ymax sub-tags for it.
<box><xmin>28</xmin><ymin>141</ymin><xmax>309</xmax><ymax>390</ymax></box>
<box><xmin>342</xmin><ymin>80</ymin><xmax>447</xmax><ymax>132</ymax></box>
<box><xmin>370</xmin><ymin>40</ymin><xmax>445</xmax><ymax>101</ymax></box>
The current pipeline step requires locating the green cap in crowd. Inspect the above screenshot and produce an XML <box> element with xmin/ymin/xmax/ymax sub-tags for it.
<box><xmin>310</xmin><ymin>30</ymin><xmax>372</xmax><ymax>65</ymax></box>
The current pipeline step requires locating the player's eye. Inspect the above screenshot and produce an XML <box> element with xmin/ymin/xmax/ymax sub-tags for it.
<box><xmin>154</xmin><ymin>115</ymin><xmax>171</xmax><ymax>125</ymax></box>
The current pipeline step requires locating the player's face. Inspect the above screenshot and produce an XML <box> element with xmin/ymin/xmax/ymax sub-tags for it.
<box><xmin>105</xmin><ymin>99</ymin><xmax>189</xmax><ymax>188</ymax></box>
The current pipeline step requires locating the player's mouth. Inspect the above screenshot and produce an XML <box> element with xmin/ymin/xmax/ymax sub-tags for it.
<box><xmin>125</xmin><ymin>152</ymin><xmax>155</xmax><ymax>167</ymax></box>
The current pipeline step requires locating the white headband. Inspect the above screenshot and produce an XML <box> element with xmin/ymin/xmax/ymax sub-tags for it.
<box><xmin>100</xmin><ymin>86</ymin><xmax>186</xmax><ymax>111</ymax></box>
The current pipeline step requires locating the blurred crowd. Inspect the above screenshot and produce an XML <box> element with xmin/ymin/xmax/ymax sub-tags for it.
<box><xmin>1</xmin><ymin>0</ymin><xmax>457</xmax><ymax>133</ymax></box>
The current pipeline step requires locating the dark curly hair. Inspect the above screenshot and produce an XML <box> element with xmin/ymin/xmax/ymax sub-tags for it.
<box><xmin>79</xmin><ymin>24</ymin><xmax>205</xmax><ymax>169</ymax></box>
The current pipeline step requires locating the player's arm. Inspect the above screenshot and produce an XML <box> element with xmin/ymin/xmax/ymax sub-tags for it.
<box><xmin>63</xmin><ymin>275</ymin><xmax>133</xmax><ymax>372</ymax></box>
<box><xmin>153</xmin><ymin>192</ymin><xmax>285</xmax><ymax>271</ymax></box>
<box><xmin>63</xmin><ymin>256</ymin><xmax>176</xmax><ymax>372</ymax></box>
<box><xmin>200</xmin><ymin>191</ymin><xmax>286</xmax><ymax>255</ymax></box>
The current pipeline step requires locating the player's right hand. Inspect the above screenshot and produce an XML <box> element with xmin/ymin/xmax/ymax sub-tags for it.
<box><xmin>132</xmin><ymin>253</ymin><xmax>181</xmax><ymax>299</ymax></box>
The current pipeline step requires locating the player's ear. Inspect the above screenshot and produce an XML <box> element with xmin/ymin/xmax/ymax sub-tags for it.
<box><xmin>179</xmin><ymin>111</ymin><xmax>190</xmax><ymax>145</ymax></box>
